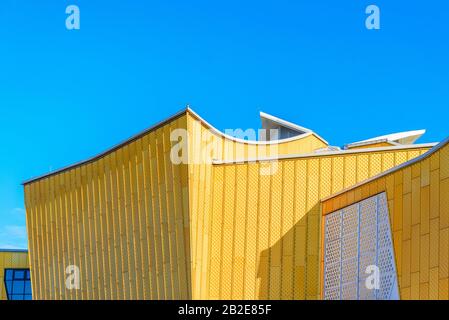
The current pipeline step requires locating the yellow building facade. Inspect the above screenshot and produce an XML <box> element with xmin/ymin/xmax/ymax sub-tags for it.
<box><xmin>22</xmin><ymin>107</ymin><xmax>445</xmax><ymax>300</ymax></box>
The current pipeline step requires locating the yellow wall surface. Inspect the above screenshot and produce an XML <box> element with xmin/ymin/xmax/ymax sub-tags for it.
<box><xmin>204</xmin><ymin>147</ymin><xmax>430</xmax><ymax>300</ymax></box>
<box><xmin>25</xmin><ymin>113</ymin><xmax>191</xmax><ymax>300</ymax></box>
<box><xmin>322</xmin><ymin>139</ymin><xmax>449</xmax><ymax>300</ymax></box>
<box><xmin>23</xmin><ymin>108</ymin><xmax>435</xmax><ymax>300</ymax></box>
<box><xmin>185</xmin><ymin>110</ymin><xmax>329</xmax><ymax>299</ymax></box>
<box><xmin>0</xmin><ymin>251</ymin><xmax>29</xmax><ymax>300</ymax></box>
<box><xmin>24</xmin><ymin>109</ymin><xmax>329</xmax><ymax>300</ymax></box>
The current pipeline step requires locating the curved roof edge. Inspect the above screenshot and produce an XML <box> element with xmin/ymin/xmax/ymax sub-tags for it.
<box><xmin>212</xmin><ymin>142</ymin><xmax>437</xmax><ymax>165</ymax></box>
<box><xmin>23</xmin><ymin>107</ymin><xmax>329</xmax><ymax>185</ymax></box>
<box><xmin>187</xmin><ymin>108</ymin><xmax>329</xmax><ymax>145</ymax></box>
<box><xmin>321</xmin><ymin>136</ymin><xmax>449</xmax><ymax>203</ymax></box>
<box><xmin>22</xmin><ymin>107</ymin><xmax>189</xmax><ymax>185</ymax></box>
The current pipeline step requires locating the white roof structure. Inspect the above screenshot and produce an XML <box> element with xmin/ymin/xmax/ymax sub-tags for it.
<box><xmin>259</xmin><ymin>111</ymin><xmax>328</xmax><ymax>144</ymax></box>
<box><xmin>260</xmin><ymin>112</ymin><xmax>312</xmax><ymax>134</ymax></box>
<box><xmin>345</xmin><ymin>129</ymin><xmax>426</xmax><ymax>149</ymax></box>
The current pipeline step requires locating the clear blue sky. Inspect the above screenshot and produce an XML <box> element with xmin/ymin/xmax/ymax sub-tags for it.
<box><xmin>1</xmin><ymin>0</ymin><xmax>448</xmax><ymax>249</ymax></box>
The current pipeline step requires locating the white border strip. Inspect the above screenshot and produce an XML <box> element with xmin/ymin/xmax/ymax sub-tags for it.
<box><xmin>187</xmin><ymin>108</ymin><xmax>330</xmax><ymax>145</ymax></box>
<box><xmin>212</xmin><ymin>143</ymin><xmax>437</xmax><ymax>165</ymax></box>
<box><xmin>23</xmin><ymin>107</ymin><xmax>188</xmax><ymax>185</ymax></box>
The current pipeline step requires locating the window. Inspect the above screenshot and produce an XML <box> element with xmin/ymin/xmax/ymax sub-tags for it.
<box><xmin>4</xmin><ymin>269</ymin><xmax>32</xmax><ymax>300</ymax></box>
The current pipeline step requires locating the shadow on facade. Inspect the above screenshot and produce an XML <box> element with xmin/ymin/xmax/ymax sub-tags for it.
<box><xmin>257</xmin><ymin>203</ymin><xmax>321</xmax><ymax>300</ymax></box>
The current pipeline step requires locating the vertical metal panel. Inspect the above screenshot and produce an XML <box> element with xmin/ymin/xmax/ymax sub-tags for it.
<box><xmin>233</xmin><ymin>165</ymin><xmax>248</xmax><ymax>299</ymax></box>
<box><xmin>104</xmin><ymin>155</ymin><xmax>117</xmax><ymax>299</ymax></box>
<box><xmin>141</xmin><ymin>135</ymin><xmax>156</xmax><ymax>299</ymax></box>
<box><xmin>80</xmin><ymin>165</ymin><xmax>91</xmax><ymax>299</ymax></box>
<box><xmin>269</xmin><ymin>163</ymin><xmax>283</xmax><ymax>299</ymax></box>
<box><xmin>244</xmin><ymin>163</ymin><xmax>259</xmax><ymax>299</ymax></box>
<box><xmin>208</xmin><ymin>165</ymin><xmax>224</xmax><ymax>299</ymax></box>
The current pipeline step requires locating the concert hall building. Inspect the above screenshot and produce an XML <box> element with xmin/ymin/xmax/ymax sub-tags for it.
<box><xmin>16</xmin><ymin>107</ymin><xmax>448</xmax><ymax>300</ymax></box>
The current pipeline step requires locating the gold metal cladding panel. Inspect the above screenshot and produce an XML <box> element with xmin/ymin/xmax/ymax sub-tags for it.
<box><xmin>0</xmin><ymin>251</ymin><xmax>29</xmax><ymax>300</ymax></box>
<box><xmin>323</xmin><ymin>143</ymin><xmax>448</xmax><ymax>300</ymax></box>
<box><xmin>24</xmin><ymin>115</ymin><xmax>191</xmax><ymax>300</ymax></box>
<box><xmin>206</xmin><ymin>146</ymin><xmax>431</xmax><ymax>300</ymax></box>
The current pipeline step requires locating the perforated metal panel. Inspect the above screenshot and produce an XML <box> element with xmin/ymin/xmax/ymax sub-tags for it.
<box><xmin>323</xmin><ymin>192</ymin><xmax>399</xmax><ymax>300</ymax></box>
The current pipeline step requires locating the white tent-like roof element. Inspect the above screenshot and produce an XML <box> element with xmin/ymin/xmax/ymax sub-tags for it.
<box><xmin>260</xmin><ymin>111</ymin><xmax>328</xmax><ymax>144</ymax></box>
<box><xmin>345</xmin><ymin>129</ymin><xmax>426</xmax><ymax>149</ymax></box>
